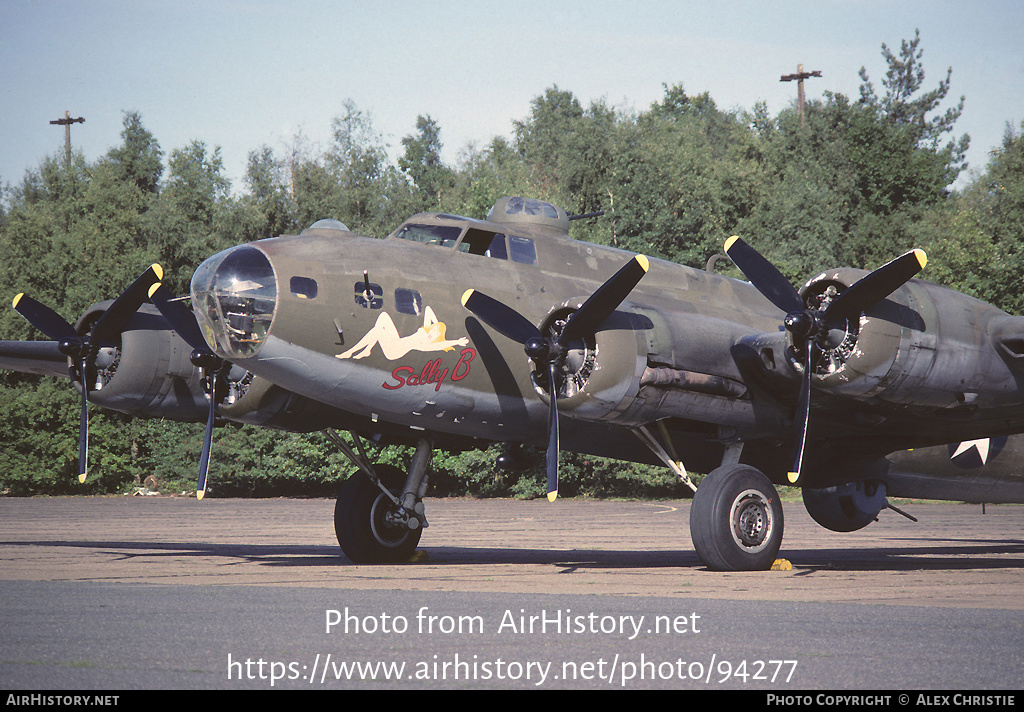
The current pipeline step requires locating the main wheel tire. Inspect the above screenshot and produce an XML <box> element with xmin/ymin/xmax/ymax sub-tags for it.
<box><xmin>689</xmin><ymin>464</ymin><xmax>784</xmax><ymax>571</ymax></box>
<box><xmin>334</xmin><ymin>465</ymin><xmax>422</xmax><ymax>563</ymax></box>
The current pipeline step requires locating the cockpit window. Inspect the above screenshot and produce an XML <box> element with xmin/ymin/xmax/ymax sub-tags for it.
<box><xmin>391</xmin><ymin>220</ymin><xmax>536</xmax><ymax>266</ymax></box>
<box><xmin>458</xmin><ymin>228</ymin><xmax>507</xmax><ymax>259</ymax></box>
<box><xmin>393</xmin><ymin>223</ymin><xmax>462</xmax><ymax>247</ymax></box>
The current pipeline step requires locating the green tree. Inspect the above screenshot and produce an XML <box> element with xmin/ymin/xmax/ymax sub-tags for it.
<box><xmin>141</xmin><ymin>140</ymin><xmax>236</xmax><ymax>292</ymax></box>
<box><xmin>512</xmin><ymin>86</ymin><xmax>619</xmax><ymax>216</ymax></box>
<box><xmin>293</xmin><ymin>100</ymin><xmax>416</xmax><ymax>237</ymax></box>
<box><xmin>949</xmin><ymin>119</ymin><xmax>1024</xmax><ymax>313</ymax></box>
<box><xmin>244</xmin><ymin>145</ymin><xmax>297</xmax><ymax>239</ymax></box>
<box><xmin>737</xmin><ymin>32</ymin><xmax>970</xmax><ymax>279</ymax></box>
<box><xmin>399</xmin><ymin>115</ymin><xmax>454</xmax><ymax>211</ymax></box>
<box><xmin>438</xmin><ymin>136</ymin><xmax>535</xmax><ymax>220</ymax></box>
<box><xmin>607</xmin><ymin>85</ymin><xmax>761</xmax><ymax>267</ymax></box>
<box><xmin>858</xmin><ymin>28</ymin><xmax>969</xmax><ymax>178</ymax></box>
<box><xmin>0</xmin><ymin>122</ymin><xmax>170</xmax><ymax>494</ymax></box>
<box><xmin>103</xmin><ymin>111</ymin><xmax>164</xmax><ymax>195</ymax></box>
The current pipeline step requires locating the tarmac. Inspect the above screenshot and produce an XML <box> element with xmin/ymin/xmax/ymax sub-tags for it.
<box><xmin>1</xmin><ymin>496</ymin><xmax>1022</xmax><ymax>607</ymax></box>
<box><xmin>1</xmin><ymin>495</ymin><xmax>1022</xmax><ymax>690</ymax></box>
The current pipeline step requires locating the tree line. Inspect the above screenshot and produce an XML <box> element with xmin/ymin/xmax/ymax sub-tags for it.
<box><xmin>1</xmin><ymin>31</ymin><xmax>1022</xmax><ymax>497</ymax></box>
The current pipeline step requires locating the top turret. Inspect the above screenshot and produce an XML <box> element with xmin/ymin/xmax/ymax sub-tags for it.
<box><xmin>486</xmin><ymin>197</ymin><xmax>569</xmax><ymax>237</ymax></box>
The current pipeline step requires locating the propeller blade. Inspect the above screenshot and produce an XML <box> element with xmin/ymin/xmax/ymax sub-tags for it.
<box><xmin>78</xmin><ymin>355</ymin><xmax>90</xmax><ymax>484</ymax></box>
<box><xmin>788</xmin><ymin>341</ymin><xmax>814</xmax><ymax>484</ymax></box>
<box><xmin>824</xmin><ymin>249</ymin><xmax>927</xmax><ymax>322</ymax></box>
<box><xmin>13</xmin><ymin>266</ymin><xmax>168</xmax><ymax>485</ymax></box>
<box><xmin>148</xmin><ymin>283</ymin><xmax>208</xmax><ymax>352</ymax></box>
<box><xmin>12</xmin><ymin>294</ymin><xmax>77</xmax><ymax>342</ymax></box>
<box><xmin>149</xmin><ymin>279</ymin><xmax>225</xmax><ymax>500</ymax></box>
<box><xmin>91</xmin><ymin>264</ymin><xmax>163</xmax><ymax>345</ymax></box>
<box><xmin>723</xmin><ymin>239</ymin><xmax>926</xmax><ymax>487</ymax></box>
<box><xmin>723</xmin><ymin>236</ymin><xmax>803</xmax><ymax>314</ymax></box>
<box><xmin>461</xmin><ymin>289</ymin><xmax>542</xmax><ymax>344</ymax></box>
<box><xmin>560</xmin><ymin>255</ymin><xmax>649</xmax><ymax>344</ymax></box>
<box><xmin>546</xmin><ymin>360</ymin><xmax>560</xmax><ymax>502</ymax></box>
<box><xmin>463</xmin><ymin>255</ymin><xmax>650</xmax><ymax>503</ymax></box>
<box><xmin>196</xmin><ymin>368</ymin><xmax>218</xmax><ymax>500</ymax></box>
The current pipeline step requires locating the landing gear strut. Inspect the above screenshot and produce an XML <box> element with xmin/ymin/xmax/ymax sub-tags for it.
<box><xmin>327</xmin><ymin>430</ymin><xmax>432</xmax><ymax>563</ymax></box>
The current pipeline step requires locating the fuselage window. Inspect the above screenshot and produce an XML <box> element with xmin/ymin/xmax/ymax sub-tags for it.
<box><xmin>289</xmin><ymin>276</ymin><xmax>318</xmax><ymax>299</ymax></box>
<box><xmin>394</xmin><ymin>288</ymin><xmax>423</xmax><ymax>316</ymax></box>
<box><xmin>509</xmin><ymin>235</ymin><xmax>537</xmax><ymax>265</ymax></box>
<box><xmin>393</xmin><ymin>223</ymin><xmax>462</xmax><ymax>247</ymax></box>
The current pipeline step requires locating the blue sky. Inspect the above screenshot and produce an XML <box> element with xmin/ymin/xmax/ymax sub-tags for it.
<box><xmin>2</xmin><ymin>0</ymin><xmax>1022</xmax><ymax>195</ymax></box>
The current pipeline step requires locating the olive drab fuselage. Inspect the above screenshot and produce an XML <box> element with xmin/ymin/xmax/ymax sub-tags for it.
<box><xmin>188</xmin><ymin>197</ymin><xmax>1024</xmax><ymax>499</ymax></box>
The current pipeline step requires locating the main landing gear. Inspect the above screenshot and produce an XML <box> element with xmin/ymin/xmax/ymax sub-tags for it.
<box><xmin>326</xmin><ymin>423</ymin><xmax>786</xmax><ymax>571</ymax></box>
<box><xmin>689</xmin><ymin>463</ymin><xmax>784</xmax><ymax>571</ymax></box>
<box><xmin>633</xmin><ymin>425</ymin><xmax>784</xmax><ymax>571</ymax></box>
<box><xmin>326</xmin><ymin>429</ymin><xmax>431</xmax><ymax>563</ymax></box>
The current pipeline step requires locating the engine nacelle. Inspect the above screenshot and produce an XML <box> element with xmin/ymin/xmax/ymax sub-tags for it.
<box><xmin>77</xmin><ymin>303</ymin><xmax>359</xmax><ymax>433</ymax></box>
<box><xmin>76</xmin><ymin>303</ymin><xmax>208</xmax><ymax>421</ymax></box>
<box><xmin>532</xmin><ymin>299</ymin><xmax>648</xmax><ymax>422</ymax></box>
<box><xmin>796</xmin><ymin>269</ymin><xmax>1021</xmax><ymax>410</ymax></box>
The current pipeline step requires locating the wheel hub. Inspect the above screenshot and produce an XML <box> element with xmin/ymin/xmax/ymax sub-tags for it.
<box><xmin>369</xmin><ymin>493</ymin><xmax>415</xmax><ymax>547</ymax></box>
<box><xmin>730</xmin><ymin>490</ymin><xmax>774</xmax><ymax>551</ymax></box>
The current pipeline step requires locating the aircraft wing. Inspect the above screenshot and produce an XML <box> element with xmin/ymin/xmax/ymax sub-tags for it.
<box><xmin>0</xmin><ymin>340</ymin><xmax>70</xmax><ymax>379</ymax></box>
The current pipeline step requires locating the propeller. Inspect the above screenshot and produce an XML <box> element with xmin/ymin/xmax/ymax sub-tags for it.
<box><xmin>12</xmin><ymin>265</ymin><xmax>164</xmax><ymax>483</ymax></box>
<box><xmin>462</xmin><ymin>254</ymin><xmax>649</xmax><ymax>501</ymax></box>
<box><xmin>148</xmin><ymin>281</ymin><xmax>228</xmax><ymax>500</ymax></box>
<box><xmin>724</xmin><ymin>236</ymin><xmax>926</xmax><ymax>483</ymax></box>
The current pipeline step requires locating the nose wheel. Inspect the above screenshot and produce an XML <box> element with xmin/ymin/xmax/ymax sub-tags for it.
<box><xmin>334</xmin><ymin>464</ymin><xmax>423</xmax><ymax>563</ymax></box>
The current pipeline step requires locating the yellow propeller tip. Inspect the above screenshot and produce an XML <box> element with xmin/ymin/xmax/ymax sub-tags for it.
<box><xmin>78</xmin><ymin>474</ymin><xmax>87</xmax><ymax>484</ymax></box>
<box><xmin>197</xmin><ymin>490</ymin><xmax>205</xmax><ymax>500</ymax></box>
<box><xmin>152</xmin><ymin>263</ymin><xmax>164</xmax><ymax>281</ymax></box>
<box><xmin>787</xmin><ymin>471</ymin><xmax>800</xmax><ymax>484</ymax></box>
<box><xmin>725</xmin><ymin>235</ymin><xmax>740</xmax><ymax>252</ymax></box>
<box><xmin>148</xmin><ymin>283</ymin><xmax>161</xmax><ymax>299</ymax></box>
<box><xmin>914</xmin><ymin>249</ymin><xmax>927</xmax><ymax>269</ymax></box>
<box><xmin>547</xmin><ymin>491</ymin><xmax>558</xmax><ymax>503</ymax></box>
<box><xmin>13</xmin><ymin>293</ymin><xmax>24</xmax><ymax>309</ymax></box>
<box><xmin>460</xmin><ymin>289</ymin><xmax>474</xmax><ymax>306</ymax></box>
<box><xmin>635</xmin><ymin>255</ymin><xmax>650</xmax><ymax>272</ymax></box>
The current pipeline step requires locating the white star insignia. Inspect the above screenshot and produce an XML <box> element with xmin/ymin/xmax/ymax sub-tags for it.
<box><xmin>951</xmin><ymin>439</ymin><xmax>991</xmax><ymax>464</ymax></box>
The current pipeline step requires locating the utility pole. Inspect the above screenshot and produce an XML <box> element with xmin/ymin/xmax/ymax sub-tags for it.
<box><xmin>49</xmin><ymin>110</ymin><xmax>85</xmax><ymax>167</ymax></box>
<box><xmin>780</xmin><ymin>64</ymin><xmax>821</xmax><ymax>124</ymax></box>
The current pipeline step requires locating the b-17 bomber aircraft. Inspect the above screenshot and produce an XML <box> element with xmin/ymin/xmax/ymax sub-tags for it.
<box><xmin>4</xmin><ymin>195</ymin><xmax>1024</xmax><ymax>571</ymax></box>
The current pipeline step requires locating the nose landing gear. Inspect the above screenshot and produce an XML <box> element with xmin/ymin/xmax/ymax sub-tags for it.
<box><xmin>334</xmin><ymin>463</ymin><xmax>423</xmax><ymax>563</ymax></box>
<box><xmin>328</xmin><ymin>430</ymin><xmax>431</xmax><ymax>563</ymax></box>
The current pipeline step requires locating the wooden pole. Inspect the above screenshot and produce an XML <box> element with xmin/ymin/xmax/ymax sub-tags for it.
<box><xmin>780</xmin><ymin>65</ymin><xmax>821</xmax><ymax>124</ymax></box>
<box><xmin>49</xmin><ymin>110</ymin><xmax>85</xmax><ymax>167</ymax></box>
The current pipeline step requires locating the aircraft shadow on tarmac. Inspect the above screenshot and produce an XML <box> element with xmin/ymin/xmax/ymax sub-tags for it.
<box><xmin>4</xmin><ymin>537</ymin><xmax>1024</xmax><ymax>573</ymax></box>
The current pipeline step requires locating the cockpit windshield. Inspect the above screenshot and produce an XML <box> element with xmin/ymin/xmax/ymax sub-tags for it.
<box><xmin>392</xmin><ymin>223</ymin><xmax>462</xmax><ymax>247</ymax></box>
<box><xmin>392</xmin><ymin>221</ymin><xmax>537</xmax><ymax>265</ymax></box>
